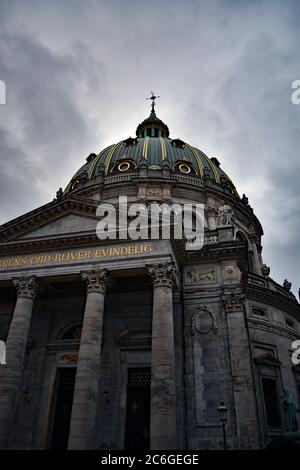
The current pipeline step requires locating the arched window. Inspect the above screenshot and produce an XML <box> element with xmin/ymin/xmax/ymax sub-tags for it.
<box><xmin>61</xmin><ymin>324</ymin><xmax>82</xmax><ymax>341</ymax></box>
<box><xmin>236</xmin><ymin>231</ymin><xmax>254</xmax><ymax>272</ymax></box>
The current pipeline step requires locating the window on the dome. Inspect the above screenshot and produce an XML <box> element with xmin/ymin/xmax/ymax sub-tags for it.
<box><xmin>111</xmin><ymin>159</ymin><xmax>136</xmax><ymax>174</ymax></box>
<box><xmin>118</xmin><ymin>161</ymin><xmax>131</xmax><ymax>172</ymax></box>
<box><xmin>171</xmin><ymin>138</ymin><xmax>185</xmax><ymax>149</ymax></box>
<box><xmin>86</xmin><ymin>153</ymin><xmax>97</xmax><ymax>162</ymax></box>
<box><xmin>123</xmin><ymin>137</ymin><xmax>137</xmax><ymax>147</ymax></box>
<box><xmin>179</xmin><ymin>163</ymin><xmax>191</xmax><ymax>174</ymax></box>
<box><xmin>172</xmin><ymin>161</ymin><xmax>196</xmax><ymax>175</ymax></box>
<box><xmin>210</xmin><ymin>157</ymin><xmax>220</xmax><ymax>167</ymax></box>
<box><xmin>220</xmin><ymin>175</ymin><xmax>236</xmax><ymax>195</ymax></box>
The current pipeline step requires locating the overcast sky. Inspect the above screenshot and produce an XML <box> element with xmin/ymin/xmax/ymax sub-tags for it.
<box><xmin>0</xmin><ymin>0</ymin><xmax>299</xmax><ymax>294</ymax></box>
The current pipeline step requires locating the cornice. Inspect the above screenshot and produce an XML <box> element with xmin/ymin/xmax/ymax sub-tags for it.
<box><xmin>185</xmin><ymin>241</ymin><xmax>246</xmax><ymax>261</ymax></box>
<box><xmin>245</xmin><ymin>283</ymin><xmax>300</xmax><ymax>317</ymax></box>
<box><xmin>248</xmin><ymin>317</ymin><xmax>300</xmax><ymax>341</ymax></box>
<box><xmin>0</xmin><ymin>233</ymin><xmax>100</xmax><ymax>255</ymax></box>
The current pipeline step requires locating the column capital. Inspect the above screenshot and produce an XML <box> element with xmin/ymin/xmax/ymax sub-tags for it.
<box><xmin>223</xmin><ymin>292</ymin><xmax>245</xmax><ymax>312</ymax></box>
<box><xmin>146</xmin><ymin>262</ymin><xmax>177</xmax><ymax>289</ymax></box>
<box><xmin>81</xmin><ymin>269</ymin><xmax>109</xmax><ymax>294</ymax></box>
<box><xmin>12</xmin><ymin>276</ymin><xmax>38</xmax><ymax>300</ymax></box>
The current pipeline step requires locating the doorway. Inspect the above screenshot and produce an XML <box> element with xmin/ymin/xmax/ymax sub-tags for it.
<box><xmin>49</xmin><ymin>367</ymin><xmax>76</xmax><ymax>449</ymax></box>
<box><xmin>124</xmin><ymin>367</ymin><xmax>151</xmax><ymax>450</ymax></box>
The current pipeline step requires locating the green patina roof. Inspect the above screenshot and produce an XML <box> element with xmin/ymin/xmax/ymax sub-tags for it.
<box><xmin>64</xmin><ymin>109</ymin><xmax>238</xmax><ymax>196</ymax></box>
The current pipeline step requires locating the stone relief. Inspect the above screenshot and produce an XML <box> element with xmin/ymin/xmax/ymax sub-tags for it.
<box><xmin>137</xmin><ymin>184</ymin><xmax>171</xmax><ymax>202</ymax></box>
<box><xmin>146</xmin><ymin>187</ymin><xmax>163</xmax><ymax>197</ymax></box>
<box><xmin>187</xmin><ymin>270</ymin><xmax>215</xmax><ymax>284</ymax></box>
<box><xmin>223</xmin><ymin>264</ymin><xmax>241</xmax><ymax>281</ymax></box>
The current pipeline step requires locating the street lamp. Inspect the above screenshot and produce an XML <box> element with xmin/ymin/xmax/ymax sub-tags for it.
<box><xmin>217</xmin><ymin>400</ymin><xmax>228</xmax><ymax>450</ymax></box>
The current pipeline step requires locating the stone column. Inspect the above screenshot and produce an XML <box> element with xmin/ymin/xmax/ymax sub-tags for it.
<box><xmin>68</xmin><ymin>269</ymin><xmax>109</xmax><ymax>450</ymax></box>
<box><xmin>250</xmin><ymin>236</ymin><xmax>262</xmax><ymax>275</ymax></box>
<box><xmin>147</xmin><ymin>262</ymin><xmax>177</xmax><ymax>450</ymax></box>
<box><xmin>223</xmin><ymin>292</ymin><xmax>259</xmax><ymax>449</ymax></box>
<box><xmin>0</xmin><ymin>276</ymin><xmax>38</xmax><ymax>449</ymax></box>
<box><xmin>207</xmin><ymin>206</ymin><xmax>217</xmax><ymax>230</ymax></box>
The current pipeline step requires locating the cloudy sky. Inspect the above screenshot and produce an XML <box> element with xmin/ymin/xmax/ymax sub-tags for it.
<box><xmin>0</xmin><ymin>0</ymin><xmax>299</xmax><ymax>294</ymax></box>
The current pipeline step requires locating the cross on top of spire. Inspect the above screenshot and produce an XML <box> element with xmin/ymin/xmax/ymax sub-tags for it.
<box><xmin>146</xmin><ymin>91</ymin><xmax>160</xmax><ymax>114</ymax></box>
<box><xmin>136</xmin><ymin>91</ymin><xmax>169</xmax><ymax>137</ymax></box>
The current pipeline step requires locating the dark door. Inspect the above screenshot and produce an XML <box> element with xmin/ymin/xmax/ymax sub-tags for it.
<box><xmin>261</xmin><ymin>377</ymin><xmax>281</xmax><ymax>428</ymax></box>
<box><xmin>49</xmin><ymin>367</ymin><xmax>76</xmax><ymax>449</ymax></box>
<box><xmin>125</xmin><ymin>368</ymin><xmax>151</xmax><ymax>450</ymax></box>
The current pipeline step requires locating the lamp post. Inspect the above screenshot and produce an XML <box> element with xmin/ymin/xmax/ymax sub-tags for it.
<box><xmin>217</xmin><ymin>400</ymin><xmax>228</xmax><ymax>450</ymax></box>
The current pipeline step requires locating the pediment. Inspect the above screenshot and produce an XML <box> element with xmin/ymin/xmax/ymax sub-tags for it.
<box><xmin>18</xmin><ymin>213</ymin><xmax>98</xmax><ymax>240</ymax></box>
<box><xmin>254</xmin><ymin>353</ymin><xmax>282</xmax><ymax>367</ymax></box>
<box><xmin>0</xmin><ymin>195</ymin><xmax>99</xmax><ymax>245</ymax></box>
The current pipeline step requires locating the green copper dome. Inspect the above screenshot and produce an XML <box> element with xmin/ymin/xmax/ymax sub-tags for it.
<box><xmin>64</xmin><ymin>106</ymin><xmax>238</xmax><ymax>197</ymax></box>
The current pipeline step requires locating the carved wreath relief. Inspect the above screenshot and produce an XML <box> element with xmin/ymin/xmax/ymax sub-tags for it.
<box><xmin>191</xmin><ymin>305</ymin><xmax>218</xmax><ymax>335</ymax></box>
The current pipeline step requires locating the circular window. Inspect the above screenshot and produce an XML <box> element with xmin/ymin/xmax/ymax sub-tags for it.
<box><xmin>117</xmin><ymin>161</ymin><xmax>130</xmax><ymax>172</ymax></box>
<box><xmin>179</xmin><ymin>163</ymin><xmax>191</xmax><ymax>174</ymax></box>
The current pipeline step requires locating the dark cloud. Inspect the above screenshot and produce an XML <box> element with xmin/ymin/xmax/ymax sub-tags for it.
<box><xmin>0</xmin><ymin>28</ymin><xmax>106</xmax><ymax>220</ymax></box>
<box><xmin>0</xmin><ymin>0</ymin><xmax>299</xmax><ymax>294</ymax></box>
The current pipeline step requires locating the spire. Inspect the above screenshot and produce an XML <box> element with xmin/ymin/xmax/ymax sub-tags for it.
<box><xmin>136</xmin><ymin>91</ymin><xmax>169</xmax><ymax>138</ymax></box>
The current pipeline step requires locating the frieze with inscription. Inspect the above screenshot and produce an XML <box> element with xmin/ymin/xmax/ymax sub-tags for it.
<box><xmin>0</xmin><ymin>242</ymin><xmax>153</xmax><ymax>270</ymax></box>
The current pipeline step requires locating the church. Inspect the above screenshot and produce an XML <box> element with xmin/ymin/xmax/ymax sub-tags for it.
<box><xmin>0</xmin><ymin>95</ymin><xmax>299</xmax><ymax>450</ymax></box>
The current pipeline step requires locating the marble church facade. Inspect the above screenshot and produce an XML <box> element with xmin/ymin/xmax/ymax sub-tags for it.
<box><xmin>0</xmin><ymin>101</ymin><xmax>299</xmax><ymax>450</ymax></box>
